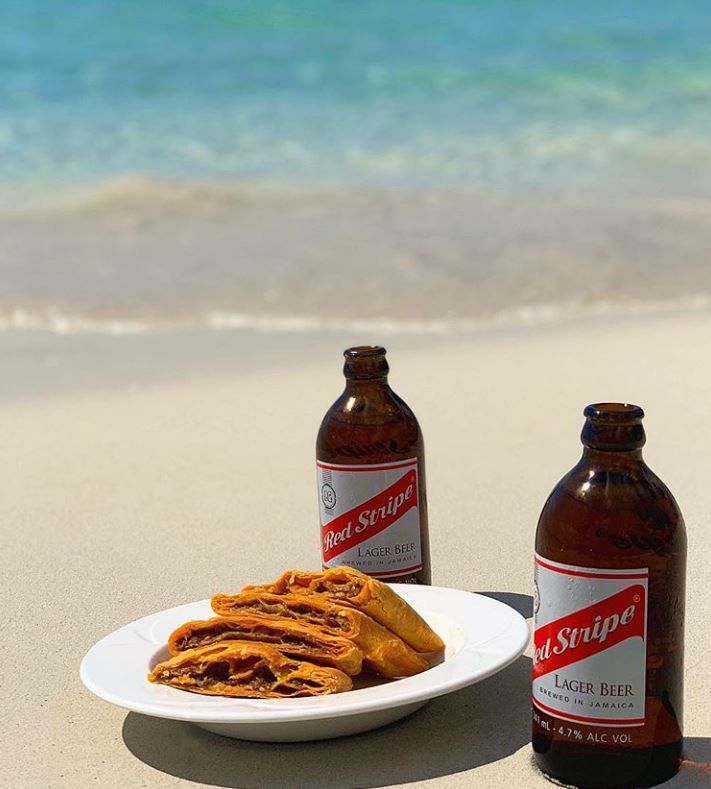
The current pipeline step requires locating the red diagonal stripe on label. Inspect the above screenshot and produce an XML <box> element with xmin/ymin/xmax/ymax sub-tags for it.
<box><xmin>322</xmin><ymin>469</ymin><xmax>417</xmax><ymax>562</ymax></box>
<box><xmin>533</xmin><ymin>585</ymin><xmax>645</xmax><ymax>679</ymax></box>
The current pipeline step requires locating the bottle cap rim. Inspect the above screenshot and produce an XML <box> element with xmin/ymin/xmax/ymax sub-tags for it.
<box><xmin>584</xmin><ymin>402</ymin><xmax>645</xmax><ymax>422</ymax></box>
<box><xmin>344</xmin><ymin>345</ymin><xmax>387</xmax><ymax>358</ymax></box>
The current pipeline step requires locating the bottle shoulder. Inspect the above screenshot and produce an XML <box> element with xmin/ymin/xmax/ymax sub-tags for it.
<box><xmin>317</xmin><ymin>386</ymin><xmax>423</xmax><ymax>463</ymax></box>
<box><xmin>319</xmin><ymin>385</ymin><xmax>421</xmax><ymax>427</ymax></box>
<box><xmin>543</xmin><ymin>458</ymin><xmax>683</xmax><ymax>515</ymax></box>
<box><xmin>536</xmin><ymin>456</ymin><xmax>686</xmax><ymax>566</ymax></box>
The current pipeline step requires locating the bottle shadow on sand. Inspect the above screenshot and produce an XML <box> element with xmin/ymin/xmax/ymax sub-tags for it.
<box><xmin>123</xmin><ymin>591</ymin><xmax>534</xmax><ymax>789</ymax></box>
<box><xmin>673</xmin><ymin>741</ymin><xmax>711</xmax><ymax>789</ymax></box>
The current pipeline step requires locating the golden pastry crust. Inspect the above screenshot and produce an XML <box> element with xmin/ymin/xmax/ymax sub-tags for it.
<box><xmin>211</xmin><ymin>590</ymin><xmax>428</xmax><ymax>678</ymax></box>
<box><xmin>249</xmin><ymin>566</ymin><xmax>444</xmax><ymax>654</ymax></box>
<box><xmin>244</xmin><ymin>570</ymin><xmax>318</xmax><ymax>594</ymax></box>
<box><xmin>148</xmin><ymin>641</ymin><xmax>352</xmax><ymax>697</ymax></box>
<box><xmin>167</xmin><ymin>613</ymin><xmax>363</xmax><ymax>676</ymax></box>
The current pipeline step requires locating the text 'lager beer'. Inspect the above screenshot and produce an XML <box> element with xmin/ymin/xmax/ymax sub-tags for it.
<box><xmin>532</xmin><ymin>403</ymin><xmax>686</xmax><ymax>788</ymax></box>
<box><xmin>316</xmin><ymin>346</ymin><xmax>431</xmax><ymax>584</ymax></box>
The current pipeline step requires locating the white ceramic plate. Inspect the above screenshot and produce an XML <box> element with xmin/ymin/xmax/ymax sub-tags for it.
<box><xmin>80</xmin><ymin>584</ymin><xmax>529</xmax><ymax>742</ymax></box>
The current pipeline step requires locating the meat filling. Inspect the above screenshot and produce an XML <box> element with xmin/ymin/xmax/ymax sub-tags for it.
<box><xmin>219</xmin><ymin>602</ymin><xmax>351</xmax><ymax>634</ymax></box>
<box><xmin>313</xmin><ymin>579</ymin><xmax>363</xmax><ymax>598</ymax></box>
<box><xmin>161</xmin><ymin>659</ymin><xmax>280</xmax><ymax>690</ymax></box>
<box><xmin>181</xmin><ymin>627</ymin><xmax>339</xmax><ymax>655</ymax></box>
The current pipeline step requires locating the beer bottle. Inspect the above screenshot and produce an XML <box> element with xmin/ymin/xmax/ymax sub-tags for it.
<box><xmin>316</xmin><ymin>346</ymin><xmax>431</xmax><ymax>584</ymax></box>
<box><xmin>532</xmin><ymin>403</ymin><xmax>686</xmax><ymax>788</ymax></box>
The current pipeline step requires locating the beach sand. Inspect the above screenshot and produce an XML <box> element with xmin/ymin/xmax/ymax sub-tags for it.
<box><xmin>4</xmin><ymin>310</ymin><xmax>711</xmax><ymax>788</ymax></box>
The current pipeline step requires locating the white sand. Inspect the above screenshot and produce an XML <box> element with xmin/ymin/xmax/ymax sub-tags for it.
<box><xmin>3</xmin><ymin>311</ymin><xmax>710</xmax><ymax>788</ymax></box>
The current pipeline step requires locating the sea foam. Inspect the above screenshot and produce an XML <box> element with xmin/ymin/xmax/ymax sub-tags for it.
<box><xmin>2</xmin><ymin>296</ymin><xmax>711</xmax><ymax>337</ymax></box>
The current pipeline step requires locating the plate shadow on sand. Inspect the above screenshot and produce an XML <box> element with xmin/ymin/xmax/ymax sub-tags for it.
<box><xmin>123</xmin><ymin>591</ymin><xmax>534</xmax><ymax>789</ymax></box>
<box><xmin>122</xmin><ymin>592</ymin><xmax>709</xmax><ymax>788</ymax></box>
<box><xmin>123</xmin><ymin>655</ymin><xmax>530</xmax><ymax>789</ymax></box>
<box><xmin>477</xmin><ymin>591</ymin><xmax>533</xmax><ymax>619</ymax></box>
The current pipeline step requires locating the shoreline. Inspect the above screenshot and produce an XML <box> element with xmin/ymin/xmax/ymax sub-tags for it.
<box><xmin>3</xmin><ymin>182</ymin><xmax>711</xmax><ymax>332</ymax></box>
<box><xmin>3</xmin><ymin>305</ymin><xmax>711</xmax><ymax>404</ymax></box>
<box><xmin>3</xmin><ymin>291</ymin><xmax>711</xmax><ymax>336</ymax></box>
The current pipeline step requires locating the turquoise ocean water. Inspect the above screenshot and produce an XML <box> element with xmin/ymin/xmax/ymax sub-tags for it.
<box><xmin>1</xmin><ymin>0</ymin><xmax>711</xmax><ymax>330</ymax></box>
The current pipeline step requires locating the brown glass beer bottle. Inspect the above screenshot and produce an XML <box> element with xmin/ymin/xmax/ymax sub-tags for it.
<box><xmin>532</xmin><ymin>403</ymin><xmax>686</xmax><ymax>788</ymax></box>
<box><xmin>316</xmin><ymin>346</ymin><xmax>431</xmax><ymax>584</ymax></box>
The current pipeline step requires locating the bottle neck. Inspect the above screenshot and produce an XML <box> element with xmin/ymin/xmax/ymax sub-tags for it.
<box><xmin>582</xmin><ymin>446</ymin><xmax>644</xmax><ymax>465</ymax></box>
<box><xmin>344</xmin><ymin>376</ymin><xmax>389</xmax><ymax>390</ymax></box>
<box><xmin>338</xmin><ymin>370</ymin><xmax>398</xmax><ymax>421</ymax></box>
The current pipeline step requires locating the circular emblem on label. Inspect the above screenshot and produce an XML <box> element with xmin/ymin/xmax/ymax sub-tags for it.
<box><xmin>321</xmin><ymin>483</ymin><xmax>337</xmax><ymax>509</ymax></box>
<box><xmin>533</xmin><ymin>579</ymin><xmax>540</xmax><ymax>615</ymax></box>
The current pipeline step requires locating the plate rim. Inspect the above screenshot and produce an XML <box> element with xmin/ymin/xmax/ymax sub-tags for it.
<box><xmin>80</xmin><ymin>585</ymin><xmax>530</xmax><ymax>724</ymax></box>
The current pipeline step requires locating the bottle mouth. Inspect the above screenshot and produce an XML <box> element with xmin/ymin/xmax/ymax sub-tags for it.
<box><xmin>584</xmin><ymin>402</ymin><xmax>644</xmax><ymax>423</ymax></box>
<box><xmin>344</xmin><ymin>345</ymin><xmax>386</xmax><ymax>359</ymax></box>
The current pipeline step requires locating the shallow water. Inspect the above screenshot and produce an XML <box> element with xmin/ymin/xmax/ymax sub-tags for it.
<box><xmin>1</xmin><ymin>1</ymin><xmax>710</xmax><ymax>330</ymax></box>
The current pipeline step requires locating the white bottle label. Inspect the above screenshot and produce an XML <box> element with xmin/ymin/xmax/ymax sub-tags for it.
<box><xmin>317</xmin><ymin>458</ymin><xmax>422</xmax><ymax>579</ymax></box>
<box><xmin>533</xmin><ymin>553</ymin><xmax>648</xmax><ymax>727</ymax></box>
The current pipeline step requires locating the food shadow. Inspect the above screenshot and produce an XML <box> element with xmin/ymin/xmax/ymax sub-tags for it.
<box><xmin>123</xmin><ymin>656</ymin><xmax>531</xmax><ymax>788</ymax></box>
